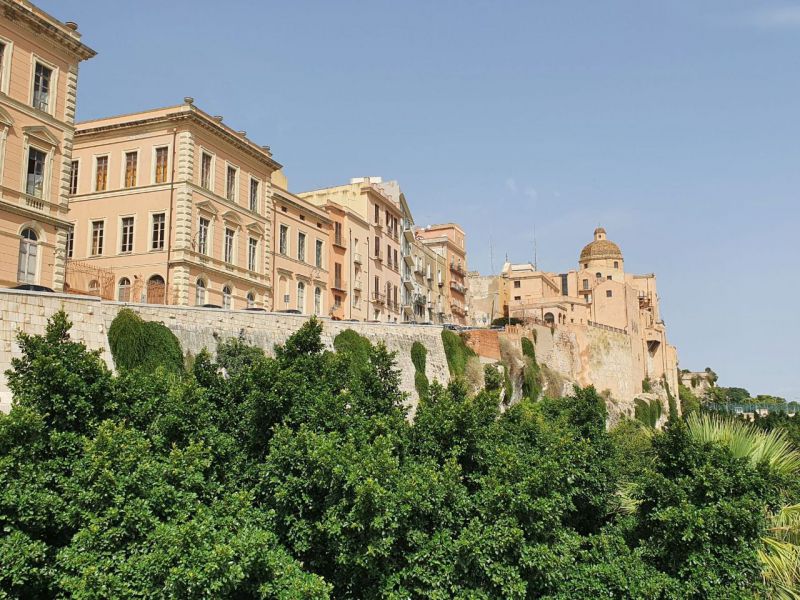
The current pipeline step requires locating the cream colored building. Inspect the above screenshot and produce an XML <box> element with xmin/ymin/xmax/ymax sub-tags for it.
<box><xmin>416</xmin><ymin>223</ymin><xmax>469</xmax><ymax>325</ymax></box>
<box><xmin>0</xmin><ymin>1</ymin><xmax>94</xmax><ymax>290</ymax></box>
<box><xmin>270</xmin><ymin>177</ymin><xmax>331</xmax><ymax>315</ymax></box>
<box><xmin>485</xmin><ymin>227</ymin><xmax>679</xmax><ymax>393</ymax></box>
<box><xmin>322</xmin><ymin>200</ymin><xmax>370</xmax><ymax>321</ymax></box>
<box><xmin>299</xmin><ymin>177</ymin><xmax>403</xmax><ymax>322</ymax></box>
<box><xmin>67</xmin><ymin>99</ymin><xmax>280</xmax><ymax>309</ymax></box>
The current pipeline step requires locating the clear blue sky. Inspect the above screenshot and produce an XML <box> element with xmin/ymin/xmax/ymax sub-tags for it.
<box><xmin>45</xmin><ymin>1</ymin><xmax>799</xmax><ymax>400</ymax></box>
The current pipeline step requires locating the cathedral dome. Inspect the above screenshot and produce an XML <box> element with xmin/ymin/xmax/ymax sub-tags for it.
<box><xmin>580</xmin><ymin>227</ymin><xmax>623</xmax><ymax>262</ymax></box>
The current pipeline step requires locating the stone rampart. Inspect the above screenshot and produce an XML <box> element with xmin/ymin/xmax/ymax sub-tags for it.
<box><xmin>0</xmin><ymin>289</ymin><xmax>450</xmax><ymax>414</ymax></box>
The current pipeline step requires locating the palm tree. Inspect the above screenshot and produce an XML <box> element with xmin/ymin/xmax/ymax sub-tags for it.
<box><xmin>686</xmin><ymin>413</ymin><xmax>800</xmax><ymax>599</ymax></box>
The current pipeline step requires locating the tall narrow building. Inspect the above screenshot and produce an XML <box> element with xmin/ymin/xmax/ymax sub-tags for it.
<box><xmin>416</xmin><ymin>223</ymin><xmax>469</xmax><ymax>325</ymax></box>
<box><xmin>0</xmin><ymin>1</ymin><xmax>94</xmax><ymax>290</ymax></box>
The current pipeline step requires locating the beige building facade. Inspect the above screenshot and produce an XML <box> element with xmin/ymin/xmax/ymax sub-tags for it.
<box><xmin>481</xmin><ymin>227</ymin><xmax>679</xmax><ymax>394</ymax></box>
<box><xmin>299</xmin><ymin>177</ymin><xmax>403</xmax><ymax>322</ymax></box>
<box><xmin>416</xmin><ymin>223</ymin><xmax>469</xmax><ymax>325</ymax></box>
<box><xmin>271</xmin><ymin>180</ymin><xmax>330</xmax><ymax>315</ymax></box>
<box><xmin>67</xmin><ymin>99</ymin><xmax>280</xmax><ymax>309</ymax></box>
<box><xmin>0</xmin><ymin>1</ymin><xmax>94</xmax><ymax>291</ymax></box>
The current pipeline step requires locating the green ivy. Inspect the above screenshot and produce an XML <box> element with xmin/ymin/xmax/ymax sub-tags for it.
<box><xmin>107</xmin><ymin>308</ymin><xmax>184</xmax><ymax>375</ymax></box>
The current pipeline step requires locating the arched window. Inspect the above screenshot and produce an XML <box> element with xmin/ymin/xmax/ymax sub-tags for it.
<box><xmin>297</xmin><ymin>281</ymin><xmax>305</xmax><ymax>313</ymax></box>
<box><xmin>613</xmin><ymin>261</ymin><xmax>619</xmax><ymax>269</ymax></box>
<box><xmin>544</xmin><ymin>312</ymin><xmax>555</xmax><ymax>325</ymax></box>
<box><xmin>246</xmin><ymin>291</ymin><xmax>255</xmax><ymax>308</ymax></box>
<box><xmin>195</xmin><ymin>278</ymin><xmax>206</xmax><ymax>306</ymax></box>
<box><xmin>88</xmin><ymin>280</ymin><xmax>100</xmax><ymax>296</ymax></box>
<box><xmin>314</xmin><ymin>286</ymin><xmax>322</xmax><ymax>315</ymax></box>
<box><xmin>118</xmin><ymin>277</ymin><xmax>131</xmax><ymax>302</ymax></box>
<box><xmin>595</xmin><ymin>272</ymin><xmax>602</xmax><ymax>279</ymax></box>
<box><xmin>147</xmin><ymin>275</ymin><xmax>165</xmax><ymax>304</ymax></box>
<box><xmin>222</xmin><ymin>285</ymin><xmax>232</xmax><ymax>309</ymax></box>
<box><xmin>17</xmin><ymin>228</ymin><xmax>38</xmax><ymax>284</ymax></box>
<box><xmin>279</xmin><ymin>276</ymin><xmax>288</xmax><ymax>308</ymax></box>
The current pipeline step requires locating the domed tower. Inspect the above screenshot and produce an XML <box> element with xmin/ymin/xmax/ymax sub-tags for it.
<box><xmin>579</xmin><ymin>227</ymin><xmax>624</xmax><ymax>280</ymax></box>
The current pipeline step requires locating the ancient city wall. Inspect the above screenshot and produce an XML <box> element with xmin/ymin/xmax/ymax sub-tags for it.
<box><xmin>0</xmin><ymin>289</ymin><xmax>450</xmax><ymax>414</ymax></box>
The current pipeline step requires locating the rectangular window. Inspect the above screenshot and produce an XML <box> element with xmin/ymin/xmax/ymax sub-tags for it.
<box><xmin>32</xmin><ymin>62</ymin><xmax>52</xmax><ymax>112</ymax></box>
<box><xmin>151</xmin><ymin>213</ymin><xmax>165</xmax><ymax>250</ymax></box>
<box><xmin>374</xmin><ymin>204</ymin><xmax>379</xmax><ymax>224</ymax></box>
<box><xmin>120</xmin><ymin>217</ymin><xmax>134</xmax><ymax>253</ymax></box>
<box><xmin>387</xmin><ymin>244</ymin><xmax>391</xmax><ymax>266</ymax></box>
<box><xmin>315</xmin><ymin>239</ymin><xmax>323</xmax><ymax>267</ymax></box>
<box><xmin>201</xmin><ymin>152</ymin><xmax>212</xmax><ymax>189</ymax></box>
<box><xmin>514</xmin><ymin>280</ymin><xmax>521</xmax><ymax>288</ymax></box>
<box><xmin>91</xmin><ymin>221</ymin><xmax>104</xmax><ymax>256</ymax></box>
<box><xmin>374</xmin><ymin>236</ymin><xmax>380</xmax><ymax>258</ymax></box>
<box><xmin>249</xmin><ymin>178</ymin><xmax>259</xmax><ymax>212</ymax></box>
<box><xmin>25</xmin><ymin>147</ymin><xmax>46</xmax><ymax>198</ymax></box>
<box><xmin>334</xmin><ymin>222</ymin><xmax>343</xmax><ymax>245</ymax></box>
<box><xmin>198</xmin><ymin>217</ymin><xmax>209</xmax><ymax>255</ymax></box>
<box><xmin>606</xmin><ymin>289</ymin><xmax>613</xmax><ymax>298</ymax></box>
<box><xmin>0</xmin><ymin>43</ymin><xmax>5</xmax><ymax>85</ymax></box>
<box><xmin>582</xmin><ymin>279</ymin><xmax>589</xmax><ymax>290</ymax></box>
<box><xmin>374</xmin><ymin>275</ymin><xmax>379</xmax><ymax>295</ymax></box>
<box><xmin>560</xmin><ymin>273</ymin><xmax>568</xmax><ymax>296</ymax></box>
<box><xmin>248</xmin><ymin>237</ymin><xmax>258</xmax><ymax>271</ymax></box>
<box><xmin>224</xmin><ymin>228</ymin><xmax>234</xmax><ymax>263</ymax></box>
<box><xmin>124</xmin><ymin>151</ymin><xmax>137</xmax><ymax>187</ymax></box>
<box><xmin>297</xmin><ymin>232</ymin><xmax>306</xmax><ymax>262</ymax></box>
<box><xmin>334</xmin><ymin>263</ymin><xmax>342</xmax><ymax>288</ymax></box>
<box><xmin>154</xmin><ymin>147</ymin><xmax>169</xmax><ymax>183</ymax></box>
<box><xmin>69</xmin><ymin>160</ymin><xmax>79</xmax><ymax>195</ymax></box>
<box><xmin>226</xmin><ymin>165</ymin><xmax>237</xmax><ymax>201</ymax></box>
<box><xmin>393</xmin><ymin>249</ymin><xmax>398</xmax><ymax>268</ymax></box>
<box><xmin>279</xmin><ymin>224</ymin><xmax>288</xmax><ymax>255</ymax></box>
<box><xmin>95</xmin><ymin>156</ymin><xmax>108</xmax><ymax>191</ymax></box>
<box><xmin>66</xmin><ymin>225</ymin><xmax>74</xmax><ymax>259</ymax></box>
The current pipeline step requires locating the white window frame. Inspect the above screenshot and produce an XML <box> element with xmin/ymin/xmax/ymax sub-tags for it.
<box><xmin>149</xmin><ymin>211</ymin><xmax>166</xmax><ymax>251</ymax></box>
<box><xmin>65</xmin><ymin>222</ymin><xmax>75</xmax><ymax>259</ymax></box>
<box><xmin>151</xmin><ymin>144</ymin><xmax>171</xmax><ymax>185</ymax></box>
<box><xmin>89</xmin><ymin>219</ymin><xmax>106</xmax><ymax>257</ymax></box>
<box><xmin>297</xmin><ymin>231</ymin><xmax>306</xmax><ymax>263</ymax></box>
<box><xmin>69</xmin><ymin>158</ymin><xmax>79</xmax><ymax>195</ymax></box>
<box><xmin>93</xmin><ymin>154</ymin><xmax>110</xmax><ymax>192</ymax></box>
<box><xmin>225</xmin><ymin>163</ymin><xmax>239</xmax><ymax>203</ymax></box>
<box><xmin>248</xmin><ymin>237</ymin><xmax>258</xmax><ymax>272</ymax></box>
<box><xmin>249</xmin><ymin>176</ymin><xmax>260</xmax><ymax>213</ymax></box>
<box><xmin>224</xmin><ymin>226</ymin><xmax>236</xmax><ymax>264</ymax></box>
<box><xmin>195</xmin><ymin>277</ymin><xmax>207</xmax><ymax>306</ymax></box>
<box><xmin>197</xmin><ymin>216</ymin><xmax>211</xmax><ymax>257</ymax></box>
<box><xmin>0</xmin><ymin>36</ymin><xmax>14</xmax><ymax>95</ymax></box>
<box><xmin>199</xmin><ymin>148</ymin><xmax>215</xmax><ymax>191</ymax></box>
<box><xmin>22</xmin><ymin>142</ymin><xmax>50</xmax><ymax>200</ymax></box>
<box><xmin>118</xmin><ymin>214</ymin><xmax>135</xmax><ymax>254</ymax></box>
<box><xmin>120</xmin><ymin>148</ymin><xmax>140</xmax><ymax>189</ymax></box>
<box><xmin>279</xmin><ymin>223</ymin><xmax>289</xmax><ymax>256</ymax></box>
<box><xmin>315</xmin><ymin>238</ymin><xmax>324</xmax><ymax>268</ymax></box>
<box><xmin>29</xmin><ymin>54</ymin><xmax>58</xmax><ymax>116</ymax></box>
<box><xmin>222</xmin><ymin>285</ymin><xmax>232</xmax><ymax>310</ymax></box>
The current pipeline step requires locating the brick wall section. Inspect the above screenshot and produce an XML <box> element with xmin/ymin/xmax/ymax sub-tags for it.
<box><xmin>0</xmin><ymin>289</ymin><xmax>450</xmax><ymax>415</ymax></box>
<box><xmin>463</xmin><ymin>329</ymin><xmax>501</xmax><ymax>361</ymax></box>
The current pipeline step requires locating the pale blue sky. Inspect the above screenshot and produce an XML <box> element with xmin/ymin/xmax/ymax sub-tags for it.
<box><xmin>45</xmin><ymin>1</ymin><xmax>799</xmax><ymax>399</ymax></box>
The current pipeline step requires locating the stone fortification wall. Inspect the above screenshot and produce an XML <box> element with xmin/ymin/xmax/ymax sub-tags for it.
<box><xmin>0</xmin><ymin>289</ymin><xmax>450</xmax><ymax>414</ymax></box>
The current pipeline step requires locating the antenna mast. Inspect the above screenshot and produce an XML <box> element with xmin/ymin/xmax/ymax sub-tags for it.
<box><xmin>533</xmin><ymin>225</ymin><xmax>538</xmax><ymax>271</ymax></box>
<box><xmin>489</xmin><ymin>236</ymin><xmax>495</xmax><ymax>274</ymax></box>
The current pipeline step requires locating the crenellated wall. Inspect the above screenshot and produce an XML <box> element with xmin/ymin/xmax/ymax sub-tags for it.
<box><xmin>0</xmin><ymin>289</ymin><xmax>450</xmax><ymax>414</ymax></box>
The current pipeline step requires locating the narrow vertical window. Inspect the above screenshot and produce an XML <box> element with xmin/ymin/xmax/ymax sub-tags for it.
<box><xmin>118</xmin><ymin>277</ymin><xmax>131</xmax><ymax>302</ymax></box>
<box><xmin>224</xmin><ymin>227</ymin><xmax>235</xmax><ymax>263</ymax></box>
<box><xmin>201</xmin><ymin>152</ymin><xmax>212</xmax><ymax>189</ymax></box>
<box><xmin>246</xmin><ymin>291</ymin><xmax>255</xmax><ymax>308</ymax></box>
<box><xmin>151</xmin><ymin>213</ymin><xmax>165</xmax><ymax>250</ymax></box>
<box><xmin>25</xmin><ymin>147</ymin><xmax>46</xmax><ymax>198</ymax></box>
<box><xmin>248</xmin><ymin>237</ymin><xmax>257</xmax><ymax>271</ymax></box>
<box><xmin>0</xmin><ymin>43</ymin><xmax>6</xmax><ymax>84</ymax></box>
<box><xmin>226</xmin><ymin>165</ymin><xmax>237</xmax><ymax>201</ymax></box>
<box><xmin>314</xmin><ymin>287</ymin><xmax>322</xmax><ymax>315</ymax></box>
<box><xmin>297</xmin><ymin>232</ymin><xmax>306</xmax><ymax>262</ymax></box>
<box><xmin>91</xmin><ymin>221</ymin><xmax>104</xmax><ymax>256</ymax></box>
<box><xmin>66</xmin><ymin>225</ymin><xmax>74</xmax><ymax>259</ymax></box>
<box><xmin>195</xmin><ymin>278</ymin><xmax>206</xmax><ymax>306</ymax></box>
<box><xmin>198</xmin><ymin>217</ymin><xmax>209</xmax><ymax>255</ymax></box>
<box><xmin>222</xmin><ymin>285</ymin><xmax>232</xmax><ymax>309</ymax></box>
<box><xmin>297</xmin><ymin>281</ymin><xmax>305</xmax><ymax>313</ymax></box>
<box><xmin>249</xmin><ymin>178</ymin><xmax>259</xmax><ymax>212</ymax></box>
<box><xmin>334</xmin><ymin>263</ymin><xmax>342</xmax><ymax>289</ymax></box>
<box><xmin>334</xmin><ymin>222</ymin><xmax>342</xmax><ymax>245</ymax></box>
<box><xmin>374</xmin><ymin>236</ymin><xmax>380</xmax><ymax>258</ymax></box>
<box><xmin>120</xmin><ymin>216</ymin><xmax>134</xmax><ymax>253</ymax></box>
<box><xmin>69</xmin><ymin>160</ymin><xmax>79</xmax><ymax>195</ymax></box>
<box><xmin>95</xmin><ymin>156</ymin><xmax>108</xmax><ymax>191</ymax></box>
<box><xmin>279</xmin><ymin>224</ymin><xmax>288</xmax><ymax>255</ymax></box>
<box><xmin>315</xmin><ymin>239</ymin><xmax>323</xmax><ymax>268</ymax></box>
<box><xmin>32</xmin><ymin>62</ymin><xmax>52</xmax><ymax>112</ymax></box>
<box><xmin>154</xmin><ymin>147</ymin><xmax>169</xmax><ymax>183</ymax></box>
<box><xmin>17</xmin><ymin>228</ymin><xmax>38</xmax><ymax>284</ymax></box>
<box><xmin>124</xmin><ymin>151</ymin><xmax>137</xmax><ymax>187</ymax></box>
<box><xmin>374</xmin><ymin>204</ymin><xmax>379</xmax><ymax>224</ymax></box>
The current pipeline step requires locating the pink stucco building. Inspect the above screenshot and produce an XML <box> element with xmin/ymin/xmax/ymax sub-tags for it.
<box><xmin>0</xmin><ymin>1</ymin><xmax>94</xmax><ymax>291</ymax></box>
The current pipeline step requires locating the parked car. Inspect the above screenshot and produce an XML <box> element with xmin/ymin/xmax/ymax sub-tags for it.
<box><xmin>10</xmin><ymin>284</ymin><xmax>54</xmax><ymax>293</ymax></box>
<box><xmin>277</xmin><ymin>309</ymin><xmax>302</xmax><ymax>314</ymax></box>
<box><xmin>200</xmin><ymin>304</ymin><xmax>222</xmax><ymax>309</ymax></box>
<box><xmin>443</xmin><ymin>324</ymin><xmax>460</xmax><ymax>331</ymax></box>
<box><xmin>244</xmin><ymin>307</ymin><xmax>266</xmax><ymax>312</ymax></box>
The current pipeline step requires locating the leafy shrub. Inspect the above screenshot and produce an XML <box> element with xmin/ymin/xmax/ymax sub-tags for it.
<box><xmin>414</xmin><ymin>370</ymin><xmax>429</xmax><ymax>398</ymax></box>
<box><xmin>484</xmin><ymin>364</ymin><xmax>503</xmax><ymax>392</ymax></box>
<box><xmin>520</xmin><ymin>337</ymin><xmax>542</xmax><ymax>400</ymax></box>
<box><xmin>491</xmin><ymin>317</ymin><xmax>523</xmax><ymax>327</ymax></box>
<box><xmin>410</xmin><ymin>341</ymin><xmax>429</xmax><ymax>398</ymax></box>
<box><xmin>441</xmin><ymin>329</ymin><xmax>476</xmax><ymax>378</ymax></box>
<box><xmin>107</xmin><ymin>308</ymin><xmax>183</xmax><ymax>375</ymax></box>
<box><xmin>678</xmin><ymin>384</ymin><xmax>699</xmax><ymax>416</ymax></box>
<box><xmin>333</xmin><ymin>329</ymin><xmax>371</xmax><ymax>363</ymax></box>
<box><xmin>641</xmin><ymin>377</ymin><xmax>652</xmax><ymax>393</ymax></box>
<box><xmin>634</xmin><ymin>398</ymin><xmax>662</xmax><ymax>428</ymax></box>
<box><xmin>464</xmin><ymin>356</ymin><xmax>485</xmax><ymax>395</ymax></box>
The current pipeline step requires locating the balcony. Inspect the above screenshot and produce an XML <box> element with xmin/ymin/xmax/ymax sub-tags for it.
<box><xmin>373</xmin><ymin>252</ymin><xmax>382</xmax><ymax>263</ymax></box>
<box><xmin>402</xmin><ymin>275</ymin><xmax>414</xmax><ymax>290</ymax></box>
<box><xmin>450</xmin><ymin>301</ymin><xmax>466</xmax><ymax>316</ymax></box>
<box><xmin>332</xmin><ymin>278</ymin><xmax>346</xmax><ymax>292</ymax></box>
<box><xmin>413</xmin><ymin>293</ymin><xmax>427</xmax><ymax>306</ymax></box>
<box><xmin>372</xmin><ymin>291</ymin><xmax>386</xmax><ymax>305</ymax></box>
<box><xmin>414</xmin><ymin>263</ymin><xmax>425</xmax><ymax>275</ymax></box>
<box><xmin>333</xmin><ymin>235</ymin><xmax>346</xmax><ymax>249</ymax></box>
<box><xmin>403</xmin><ymin>253</ymin><xmax>414</xmax><ymax>267</ymax></box>
<box><xmin>353</xmin><ymin>278</ymin><xmax>362</xmax><ymax>291</ymax></box>
<box><xmin>353</xmin><ymin>253</ymin><xmax>362</xmax><ymax>265</ymax></box>
<box><xmin>450</xmin><ymin>280</ymin><xmax>466</xmax><ymax>295</ymax></box>
<box><xmin>450</xmin><ymin>262</ymin><xmax>466</xmax><ymax>276</ymax></box>
<box><xmin>403</xmin><ymin>226</ymin><xmax>415</xmax><ymax>242</ymax></box>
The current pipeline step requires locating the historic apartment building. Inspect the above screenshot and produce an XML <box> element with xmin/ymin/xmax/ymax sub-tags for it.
<box><xmin>416</xmin><ymin>223</ymin><xmax>469</xmax><ymax>325</ymax></box>
<box><xmin>299</xmin><ymin>177</ymin><xmax>403</xmax><ymax>322</ymax></box>
<box><xmin>0</xmin><ymin>1</ymin><xmax>94</xmax><ymax>290</ymax></box>
<box><xmin>469</xmin><ymin>227</ymin><xmax>678</xmax><ymax>392</ymax></box>
<box><xmin>66</xmin><ymin>99</ymin><xmax>280</xmax><ymax>309</ymax></box>
<box><xmin>271</xmin><ymin>172</ymin><xmax>331</xmax><ymax>315</ymax></box>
